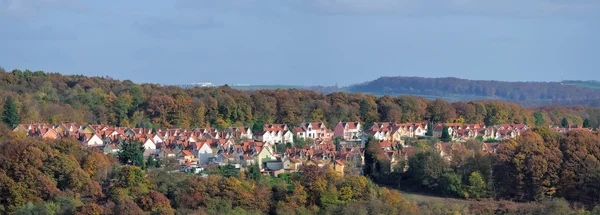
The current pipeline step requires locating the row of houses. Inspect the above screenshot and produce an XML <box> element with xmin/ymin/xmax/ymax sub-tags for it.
<box><xmin>11</xmin><ymin>122</ymin><xmax>393</xmax><ymax>175</ymax></box>
<box><xmin>439</xmin><ymin>123</ymin><xmax>528</xmax><ymax>141</ymax></box>
<box><xmin>549</xmin><ymin>125</ymin><xmax>596</xmax><ymax>133</ymax></box>
<box><xmin>364</xmin><ymin>122</ymin><xmax>533</xmax><ymax>142</ymax></box>
<box><xmin>13</xmin><ymin>121</ymin><xmax>595</xmax><ymax>176</ymax></box>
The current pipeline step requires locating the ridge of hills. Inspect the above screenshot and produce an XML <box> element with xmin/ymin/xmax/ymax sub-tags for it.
<box><xmin>217</xmin><ymin>77</ymin><xmax>600</xmax><ymax>108</ymax></box>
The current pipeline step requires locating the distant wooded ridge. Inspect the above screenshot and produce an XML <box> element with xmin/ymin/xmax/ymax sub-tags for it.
<box><xmin>206</xmin><ymin>77</ymin><xmax>600</xmax><ymax>108</ymax></box>
<box><xmin>181</xmin><ymin>78</ymin><xmax>600</xmax><ymax>108</ymax></box>
<box><xmin>345</xmin><ymin>77</ymin><xmax>600</xmax><ymax>106</ymax></box>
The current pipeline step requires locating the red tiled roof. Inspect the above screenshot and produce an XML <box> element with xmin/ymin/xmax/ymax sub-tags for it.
<box><xmin>293</xmin><ymin>127</ymin><xmax>305</xmax><ymax>133</ymax></box>
<box><xmin>182</xmin><ymin>150</ymin><xmax>193</xmax><ymax>156</ymax></box>
<box><xmin>379</xmin><ymin>141</ymin><xmax>393</xmax><ymax>148</ymax></box>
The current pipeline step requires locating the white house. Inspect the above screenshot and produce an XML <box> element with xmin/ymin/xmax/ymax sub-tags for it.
<box><xmin>142</xmin><ymin>139</ymin><xmax>156</xmax><ymax>150</ymax></box>
<box><xmin>225</xmin><ymin>127</ymin><xmax>254</xmax><ymax>140</ymax></box>
<box><xmin>241</xmin><ymin>127</ymin><xmax>253</xmax><ymax>140</ymax></box>
<box><xmin>293</xmin><ymin>127</ymin><xmax>306</xmax><ymax>139</ymax></box>
<box><xmin>86</xmin><ymin>134</ymin><xmax>104</xmax><ymax>146</ymax></box>
<box><xmin>414</xmin><ymin>125</ymin><xmax>427</xmax><ymax>137</ymax></box>
<box><xmin>282</xmin><ymin>130</ymin><xmax>294</xmax><ymax>144</ymax></box>
<box><xmin>152</xmin><ymin>134</ymin><xmax>164</xmax><ymax>143</ymax></box>
<box><xmin>194</xmin><ymin>142</ymin><xmax>214</xmax><ymax>164</ymax></box>
<box><xmin>295</xmin><ymin>122</ymin><xmax>332</xmax><ymax>141</ymax></box>
<box><xmin>254</xmin><ymin>131</ymin><xmax>278</xmax><ymax>145</ymax></box>
<box><xmin>272</xmin><ymin>130</ymin><xmax>282</xmax><ymax>143</ymax></box>
<box><xmin>369</xmin><ymin>130</ymin><xmax>389</xmax><ymax>141</ymax></box>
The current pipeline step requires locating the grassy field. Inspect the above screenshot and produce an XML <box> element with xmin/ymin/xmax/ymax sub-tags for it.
<box><xmin>398</xmin><ymin>191</ymin><xmax>580</xmax><ymax>214</ymax></box>
<box><xmin>401</xmin><ymin>191</ymin><xmax>492</xmax><ymax>213</ymax></box>
<box><xmin>562</xmin><ymin>81</ymin><xmax>600</xmax><ymax>90</ymax></box>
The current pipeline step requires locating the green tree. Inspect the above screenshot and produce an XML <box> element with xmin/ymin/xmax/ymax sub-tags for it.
<box><xmin>146</xmin><ymin>156</ymin><xmax>157</xmax><ymax>168</ymax></box>
<box><xmin>251</xmin><ymin>119</ymin><xmax>265</xmax><ymax>133</ymax></box>
<box><xmin>247</xmin><ymin>162</ymin><xmax>261</xmax><ymax>181</ymax></box>
<box><xmin>2</xmin><ymin>96</ymin><xmax>19</xmax><ymax>127</ymax></box>
<box><xmin>129</xmin><ymin>84</ymin><xmax>144</xmax><ymax>107</ymax></box>
<box><xmin>114</xmin><ymin>93</ymin><xmax>133</xmax><ymax>126</ymax></box>
<box><xmin>533</xmin><ymin>111</ymin><xmax>545</xmax><ymax>126</ymax></box>
<box><xmin>425</xmin><ymin>121</ymin><xmax>434</xmax><ymax>137</ymax></box>
<box><xmin>118</xmin><ymin>141</ymin><xmax>146</xmax><ymax>169</ymax></box>
<box><xmin>13</xmin><ymin>202</ymin><xmax>58</xmax><ymax>215</ymax></box>
<box><xmin>583</xmin><ymin>118</ymin><xmax>591</xmax><ymax>128</ymax></box>
<box><xmin>561</xmin><ymin>117</ymin><xmax>569</xmax><ymax>127</ymax></box>
<box><xmin>359</xmin><ymin>98</ymin><xmax>369</xmax><ymax>122</ymax></box>
<box><xmin>441</xmin><ymin>126</ymin><xmax>451</xmax><ymax>142</ymax></box>
<box><xmin>475</xmin><ymin>135</ymin><xmax>484</xmax><ymax>142</ymax></box>
<box><xmin>117</xmin><ymin>166</ymin><xmax>146</xmax><ymax>188</ymax></box>
<box><xmin>468</xmin><ymin>171</ymin><xmax>487</xmax><ymax>198</ymax></box>
<box><xmin>220</xmin><ymin>164</ymin><xmax>239</xmax><ymax>178</ymax></box>
<box><xmin>427</xmin><ymin>99</ymin><xmax>456</xmax><ymax>123</ymax></box>
<box><xmin>319</xmin><ymin>184</ymin><xmax>341</xmax><ymax>209</ymax></box>
<box><xmin>293</xmin><ymin>135</ymin><xmax>309</xmax><ymax>148</ymax></box>
<box><xmin>364</xmin><ymin>137</ymin><xmax>383</xmax><ymax>178</ymax></box>
<box><xmin>441</xmin><ymin>173</ymin><xmax>465</xmax><ymax>198</ymax></box>
<box><xmin>484</xmin><ymin>102</ymin><xmax>507</xmax><ymax>126</ymax></box>
<box><xmin>406</xmin><ymin>151</ymin><xmax>448</xmax><ymax>193</ymax></box>
<box><xmin>333</xmin><ymin>137</ymin><xmax>342</xmax><ymax>151</ymax></box>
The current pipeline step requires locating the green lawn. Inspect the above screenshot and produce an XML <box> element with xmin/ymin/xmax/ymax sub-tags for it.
<box><xmin>562</xmin><ymin>81</ymin><xmax>600</xmax><ymax>90</ymax></box>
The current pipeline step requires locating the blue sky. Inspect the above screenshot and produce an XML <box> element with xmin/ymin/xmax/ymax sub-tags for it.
<box><xmin>0</xmin><ymin>0</ymin><xmax>598</xmax><ymax>86</ymax></box>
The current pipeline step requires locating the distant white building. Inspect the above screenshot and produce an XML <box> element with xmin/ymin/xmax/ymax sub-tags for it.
<box><xmin>193</xmin><ymin>82</ymin><xmax>213</xmax><ymax>87</ymax></box>
<box><xmin>180</xmin><ymin>82</ymin><xmax>214</xmax><ymax>88</ymax></box>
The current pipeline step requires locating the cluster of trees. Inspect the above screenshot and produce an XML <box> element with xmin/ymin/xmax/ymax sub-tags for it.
<box><xmin>172</xmin><ymin>165</ymin><xmax>418</xmax><ymax>214</ymax></box>
<box><xmin>349</xmin><ymin>76</ymin><xmax>600</xmax><ymax>107</ymax></box>
<box><xmin>0</xmin><ymin>124</ymin><xmax>115</xmax><ymax>214</ymax></box>
<box><xmin>363</xmin><ymin>128</ymin><xmax>600</xmax><ymax>210</ymax></box>
<box><xmin>1</xmin><ymin>69</ymin><xmax>599</xmax><ymax>131</ymax></box>
<box><xmin>0</xmin><ymin>124</ymin><xmax>419</xmax><ymax>215</ymax></box>
<box><xmin>493</xmin><ymin>129</ymin><xmax>600</xmax><ymax>207</ymax></box>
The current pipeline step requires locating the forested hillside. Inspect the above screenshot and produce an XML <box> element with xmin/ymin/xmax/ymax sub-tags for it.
<box><xmin>0</xmin><ymin>125</ymin><xmax>420</xmax><ymax>214</ymax></box>
<box><xmin>4</xmin><ymin>69</ymin><xmax>600</xmax><ymax>214</ymax></box>
<box><xmin>1</xmin><ymin>69</ymin><xmax>599</xmax><ymax>130</ymax></box>
<box><xmin>2</xmin><ymin>105</ymin><xmax>600</xmax><ymax>214</ymax></box>
<box><xmin>348</xmin><ymin>76</ymin><xmax>600</xmax><ymax>107</ymax></box>
<box><xmin>363</xmin><ymin>128</ymin><xmax>600</xmax><ymax>213</ymax></box>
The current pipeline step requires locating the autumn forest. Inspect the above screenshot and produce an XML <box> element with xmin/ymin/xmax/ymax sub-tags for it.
<box><xmin>2</xmin><ymin>68</ymin><xmax>600</xmax><ymax>214</ymax></box>
<box><xmin>0</xmin><ymin>69</ymin><xmax>599</xmax><ymax>130</ymax></box>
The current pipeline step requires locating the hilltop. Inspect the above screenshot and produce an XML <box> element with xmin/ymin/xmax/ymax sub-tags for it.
<box><xmin>346</xmin><ymin>76</ymin><xmax>600</xmax><ymax>107</ymax></box>
<box><xmin>185</xmin><ymin>77</ymin><xmax>600</xmax><ymax>108</ymax></box>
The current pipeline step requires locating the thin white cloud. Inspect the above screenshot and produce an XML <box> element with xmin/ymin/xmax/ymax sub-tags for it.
<box><xmin>0</xmin><ymin>0</ymin><xmax>84</xmax><ymax>18</ymax></box>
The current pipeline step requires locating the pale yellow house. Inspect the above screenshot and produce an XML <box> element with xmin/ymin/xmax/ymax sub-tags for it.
<box><xmin>255</xmin><ymin>146</ymin><xmax>274</xmax><ymax>169</ymax></box>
